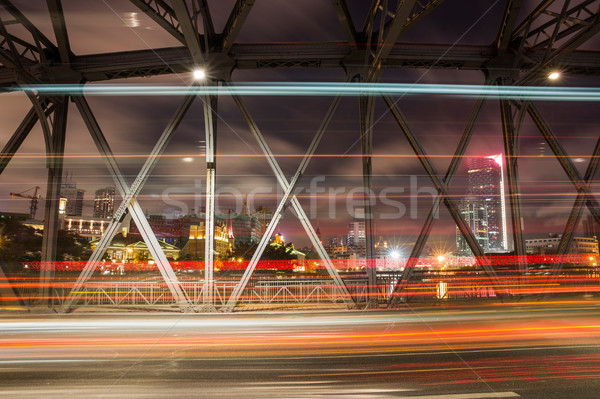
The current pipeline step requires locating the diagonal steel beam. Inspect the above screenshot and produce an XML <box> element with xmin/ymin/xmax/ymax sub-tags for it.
<box><xmin>45</xmin><ymin>0</ymin><xmax>72</xmax><ymax>64</ymax></box>
<box><xmin>495</xmin><ymin>0</ymin><xmax>524</xmax><ymax>50</ymax></box>
<box><xmin>0</xmin><ymin>103</ymin><xmax>55</xmax><ymax>175</ymax></box>
<box><xmin>0</xmin><ymin>0</ymin><xmax>58</xmax><ymax>53</ymax></box>
<box><xmin>223</xmin><ymin>82</ymin><xmax>355</xmax><ymax>311</ymax></box>
<box><xmin>385</xmin><ymin>89</ymin><xmax>489</xmax><ymax>301</ymax></box>
<box><xmin>370</xmin><ymin>0</ymin><xmax>418</xmax><ymax>80</ymax></box>
<box><xmin>383</xmin><ymin>95</ymin><xmax>501</xmax><ymax>286</ymax></box>
<box><xmin>517</xmin><ymin>10</ymin><xmax>600</xmax><ymax>85</ymax></box>
<box><xmin>527</xmin><ymin>102</ymin><xmax>600</xmax><ymax>224</ymax></box>
<box><xmin>62</xmin><ymin>95</ymin><xmax>193</xmax><ymax>312</ymax></box>
<box><xmin>363</xmin><ymin>0</ymin><xmax>383</xmax><ymax>36</ymax></box>
<box><xmin>331</xmin><ymin>0</ymin><xmax>357</xmax><ymax>48</ymax></box>
<box><xmin>511</xmin><ymin>0</ymin><xmax>554</xmax><ymax>40</ymax></box>
<box><xmin>549</xmin><ymin>137</ymin><xmax>600</xmax><ymax>278</ymax></box>
<box><xmin>129</xmin><ymin>0</ymin><xmax>186</xmax><ymax>45</ymax></box>
<box><xmin>221</xmin><ymin>0</ymin><xmax>254</xmax><ymax>52</ymax></box>
<box><xmin>171</xmin><ymin>1</ymin><xmax>205</xmax><ymax>64</ymax></box>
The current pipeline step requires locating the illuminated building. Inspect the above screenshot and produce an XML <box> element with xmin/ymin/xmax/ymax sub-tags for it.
<box><xmin>374</xmin><ymin>236</ymin><xmax>389</xmax><ymax>259</ymax></box>
<box><xmin>60</xmin><ymin>177</ymin><xmax>84</xmax><ymax>217</ymax></box>
<box><xmin>347</xmin><ymin>219</ymin><xmax>366</xmax><ymax>256</ymax></box>
<box><xmin>325</xmin><ymin>236</ymin><xmax>347</xmax><ymax>258</ymax></box>
<box><xmin>525</xmin><ymin>235</ymin><xmax>599</xmax><ymax>255</ymax></box>
<box><xmin>456</xmin><ymin>155</ymin><xmax>508</xmax><ymax>255</ymax></box>
<box><xmin>89</xmin><ymin>236</ymin><xmax>180</xmax><ymax>262</ymax></box>
<box><xmin>583</xmin><ymin>215</ymin><xmax>600</xmax><ymax>252</ymax></box>
<box><xmin>93</xmin><ymin>187</ymin><xmax>115</xmax><ymax>218</ymax></box>
<box><xmin>251</xmin><ymin>206</ymin><xmax>273</xmax><ymax>237</ymax></box>
<box><xmin>231</xmin><ymin>198</ymin><xmax>261</xmax><ymax>244</ymax></box>
<box><xmin>62</xmin><ymin>216</ymin><xmax>110</xmax><ymax>239</ymax></box>
<box><xmin>179</xmin><ymin>222</ymin><xmax>234</xmax><ymax>260</ymax></box>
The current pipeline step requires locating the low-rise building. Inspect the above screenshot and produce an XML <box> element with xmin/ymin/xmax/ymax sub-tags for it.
<box><xmin>525</xmin><ymin>235</ymin><xmax>599</xmax><ymax>255</ymax></box>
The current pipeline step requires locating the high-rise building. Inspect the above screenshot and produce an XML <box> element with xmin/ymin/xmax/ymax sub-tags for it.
<box><xmin>93</xmin><ymin>187</ymin><xmax>115</xmax><ymax>219</ymax></box>
<box><xmin>60</xmin><ymin>177</ymin><xmax>84</xmax><ymax>217</ymax></box>
<box><xmin>347</xmin><ymin>219</ymin><xmax>366</xmax><ymax>256</ymax></box>
<box><xmin>456</xmin><ymin>155</ymin><xmax>508</xmax><ymax>255</ymax></box>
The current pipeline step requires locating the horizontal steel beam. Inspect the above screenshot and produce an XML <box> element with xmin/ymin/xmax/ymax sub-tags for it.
<box><xmin>1</xmin><ymin>44</ymin><xmax>600</xmax><ymax>85</ymax></box>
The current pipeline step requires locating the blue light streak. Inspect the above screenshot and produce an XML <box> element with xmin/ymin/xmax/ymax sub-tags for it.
<box><xmin>7</xmin><ymin>82</ymin><xmax>600</xmax><ymax>101</ymax></box>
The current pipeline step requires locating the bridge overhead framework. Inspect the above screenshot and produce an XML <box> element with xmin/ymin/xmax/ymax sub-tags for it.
<box><xmin>0</xmin><ymin>0</ymin><xmax>599</xmax><ymax>311</ymax></box>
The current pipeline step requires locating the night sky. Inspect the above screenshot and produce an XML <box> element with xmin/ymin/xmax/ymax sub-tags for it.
<box><xmin>1</xmin><ymin>1</ymin><xmax>599</xmax><ymax>251</ymax></box>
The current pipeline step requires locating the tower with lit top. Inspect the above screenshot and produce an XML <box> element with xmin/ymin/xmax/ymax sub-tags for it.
<box><xmin>457</xmin><ymin>155</ymin><xmax>508</xmax><ymax>255</ymax></box>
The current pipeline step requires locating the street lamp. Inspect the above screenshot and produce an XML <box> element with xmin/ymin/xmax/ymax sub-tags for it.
<box><xmin>193</xmin><ymin>68</ymin><xmax>206</xmax><ymax>80</ymax></box>
<box><xmin>548</xmin><ymin>71</ymin><xmax>560</xmax><ymax>80</ymax></box>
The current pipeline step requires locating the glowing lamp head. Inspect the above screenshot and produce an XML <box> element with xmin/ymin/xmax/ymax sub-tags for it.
<box><xmin>182</xmin><ymin>157</ymin><xmax>194</xmax><ymax>163</ymax></box>
<box><xmin>389</xmin><ymin>250</ymin><xmax>400</xmax><ymax>260</ymax></box>
<box><xmin>193</xmin><ymin>68</ymin><xmax>206</xmax><ymax>80</ymax></box>
<box><xmin>548</xmin><ymin>71</ymin><xmax>560</xmax><ymax>80</ymax></box>
<box><xmin>437</xmin><ymin>255</ymin><xmax>445</xmax><ymax>262</ymax></box>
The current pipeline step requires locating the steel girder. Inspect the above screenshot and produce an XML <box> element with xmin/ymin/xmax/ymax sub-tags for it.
<box><xmin>1</xmin><ymin>44</ymin><xmax>600</xmax><ymax>85</ymax></box>
<box><xmin>129</xmin><ymin>0</ymin><xmax>186</xmax><ymax>44</ymax></box>
<box><xmin>223</xmin><ymin>81</ymin><xmax>355</xmax><ymax>311</ymax></box>
<box><xmin>222</xmin><ymin>0</ymin><xmax>255</xmax><ymax>52</ymax></box>
<box><xmin>201</xmin><ymin>85</ymin><xmax>217</xmax><ymax>311</ymax></box>
<box><xmin>39</xmin><ymin>100</ymin><xmax>67</xmax><ymax>306</ymax></box>
<box><xmin>499</xmin><ymin>89</ymin><xmax>527</xmax><ymax>276</ymax></box>
<box><xmin>358</xmin><ymin>93</ymin><xmax>377</xmax><ymax>301</ymax></box>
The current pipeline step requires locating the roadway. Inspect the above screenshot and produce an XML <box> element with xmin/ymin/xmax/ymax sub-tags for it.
<box><xmin>1</xmin><ymin>300</ymin><xmax>599</xmax><ymax>398</ymax></box>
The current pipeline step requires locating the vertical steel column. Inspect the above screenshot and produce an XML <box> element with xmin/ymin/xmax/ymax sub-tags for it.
<box><xmin>40</xmin><ymin>100</ymin><xmax>68</xmax><ymax>306</ymax></box>
<box><xmin>359</xmin><ymin>91</ymin><xmax>377</xmax><ymax>302</ymax></box>
<box><xmin>202</xmin><ymin>84</ymin><xmax>217</xmax><ymax>310</ymax></box>
<box><xmin>500</xmin><ymin>90</ymin><xmax>526</xmax><ymax>277</ymax></box>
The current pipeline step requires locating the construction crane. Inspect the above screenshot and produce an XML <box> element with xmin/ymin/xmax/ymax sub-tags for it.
<box><xmin>9</xmin><ymin>186</ymin><xmax>42</xmax><ymax>219</ymax></box>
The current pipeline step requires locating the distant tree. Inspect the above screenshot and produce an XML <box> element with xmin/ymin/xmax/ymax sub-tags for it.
<box><xmin>231</xmin><ymin>240</ymin><xmax>258</xmax><ymax>260</ymax></box>
<box><xmin>262</xmin><ymin>243</ymin><xmax>297</xmax><ymax>261</ymax></box>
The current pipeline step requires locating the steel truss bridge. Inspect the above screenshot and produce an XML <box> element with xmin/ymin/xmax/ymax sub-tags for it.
<box><xmin>0</xmin><ymin>0</ymin><xmax>599</xmax><ymax>312</ymax></box>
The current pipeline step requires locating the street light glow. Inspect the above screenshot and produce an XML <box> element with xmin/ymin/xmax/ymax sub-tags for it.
<box><xmin>193</xmin><ymin>68</ymin><xmax>206</xmax><ymax>80</ymax></box>
<box><xmin>548</xmin><ymin>71</ymin><xmax>560</xmax><ymax>80</ymax></box>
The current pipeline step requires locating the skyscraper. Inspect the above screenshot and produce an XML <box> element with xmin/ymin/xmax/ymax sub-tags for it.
<box><xmin>347</xmin><ymin>219</ymin><xmax>366</xmax><ymax>256</ymax></box>
<box><xmin>456</xmin><ymin>155</ymin><xmax>508</xmax><ymax>255</ymax></box>
<box><xmin>94</xmin><ymin>187</ymin><xmax>115</xmax><ymax>218</ymax></box>
<box><xmin>60</xmin><ymin>177</ymin><xmax>84</xmax><ymax>217</ymax></box>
